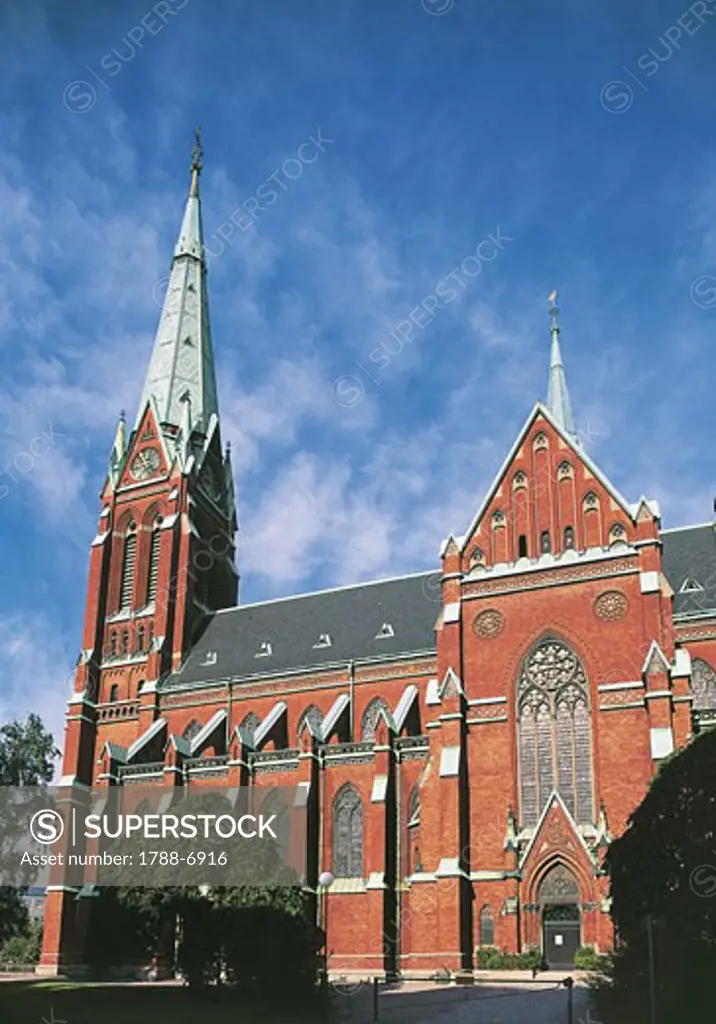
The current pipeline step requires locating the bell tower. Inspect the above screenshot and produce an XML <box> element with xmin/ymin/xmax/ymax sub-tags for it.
<box><xmin>89</xmin><ymin>127</ymin><xmax>237</xmax><ymax>712</ymax></box>
<box><xmin>39</xmin><ymin>132</ymin><xmax>237</xmax><ymax>975</ymax></box>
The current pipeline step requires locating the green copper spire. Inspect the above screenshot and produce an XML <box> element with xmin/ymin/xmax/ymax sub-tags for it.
<box><xmin>135</xmin><ymin>127</ymin><xmax>219</xmax><ymax>439</ymax></box>
<box><xmin>546</xmin><ymin>291</ymin><xmax>578</xmax><ymax>442</ymax></box>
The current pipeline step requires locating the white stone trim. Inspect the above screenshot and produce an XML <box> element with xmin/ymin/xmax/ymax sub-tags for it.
<box><xmin>439</xmin><ymin>745</ymin><xmax>460</xmax><ymax>777</ymax></box>
<box><xmin>366</xmin><ymin>871</ymin><xmax>387</xmax><ymax>890</ymax></box>
<box><xmin>436</xmin><ymin>858</ymin><xmax>469</xmax><ymax>878</ymax></box>
<box><xmin>371</xmin><ymin>775</ymin><xmax>388</xmax><ymax>803</ymax></box>
<box><xmin>650</xmin><ymin>727</ymin><xmax>674</xmax><ymax>760</ymax></box>
<box><xmin>639</xmin><ymin>571</ymin><xmax>660</xmax><ymax>594</ymax></box>
<box><xmin>426</xmin><ymin>678</ymin><xmax>440</xmax><ymax>705</ymax></box>
<box><xmin>443</xmin><ymin>601</ymin><xmax>461</xmax><ymax>624</ymax></box>
<box><xmin>597</xmin><ymin>681</ymin><xmax>643</xmax><ymax>692</ymax></box>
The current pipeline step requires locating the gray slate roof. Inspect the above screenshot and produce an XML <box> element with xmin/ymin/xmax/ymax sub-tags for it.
<box><xmin>661</xmin><ymin>524</ymin><xmax>716</xmax><ymax>618</ymax></box>
<box><xmin>164</xmin><ymin>525</ymin><xmax>716</xmax><ymax>690</ymax></box>
<box><xmin>164</xmin><ymin>570</ymin><xmax>440</xmax><ymax>688</ymax></box>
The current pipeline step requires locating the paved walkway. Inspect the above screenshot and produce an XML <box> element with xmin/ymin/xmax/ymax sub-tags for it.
<box><xmin>331</xmin><ymin>977</ymin><xmax>596</xmax><ymax>1024</ymax></box>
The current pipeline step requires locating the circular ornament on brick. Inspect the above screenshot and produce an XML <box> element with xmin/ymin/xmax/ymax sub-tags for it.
<box><xmin>594</xmin><ymin>590</ymin><xmax>628</xmax><ymax>622</ymax></box>
<box><xmin>473</xmin><ymin>608</ymin><xmax>505</xmax><ymax>638</ymax></box>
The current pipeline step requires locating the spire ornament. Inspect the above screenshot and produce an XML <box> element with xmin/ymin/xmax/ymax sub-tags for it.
<box><xmin>190</xmin><ymin>126</ymin><xmax>203</xmax><ymax>197</ymax></box>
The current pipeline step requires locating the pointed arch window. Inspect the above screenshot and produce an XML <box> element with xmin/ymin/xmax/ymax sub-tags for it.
<box><xmin>541</xmin><ymin>530</ymin><xmax>551</xmax><ymax>554</ymax></box>
<box><xmin>137</xmin><ymin>625</ymin><xmax>145</xmax><ymax>653</ymax></box>
<box><xmin>109</xmin><ymin>631</ymin><xmax>117</xmax><ymax>658</ymax></box>
<box><xmin>517</xmin><ymin>638</ymin><xmax>594</xmax><ymax>827</ymax></box>
<box><xmin>119</xmin><ymin>523</ymin><xmax>137</xmax><ymax>611</ymax></box>
<box><xmin>121</xmin><ymin>630</ymin><xmax>129</xmax><ymax>656</ymax></box>
<box><xmin>239</xmin><ymin>711</ymin><xmax>261</xmax><ymax>744</ymax></box>
<box><xmin>109</xmin><ymin>684</ymin><xmax>119</xmax><ymax>703</ymax></box>
<box><xmin>691</xmin><ymin>658</ymin><xmax>716</xmax><ymax>729</ymax></box>
<box><xmin>183</xmin><ymin>719</ymin><xmax>202</xmax><ymax>744</ymax></box>
<box><xmin>297</xmin><ymin>705</ymin><xmax>324</xmax><ymax>743</ymax></box>
<box><xmin>406</xmin><ymin>785</ymin><xmax>422</xmax><ymax>875</ymax></box>
<box><xmin>564</xmin><ymin>526</ymin><xmax>575</xmax><ymax>550</ymax></box>
<box><xmin>146</xmin><ymin>518</ymin><xmax>162</xmax><ymax>603</ymax></box>
<box><xmin>479</xmin><ymin>905</ymin><xmax>495</xmax><ymax>946</ymax></box>
<box><xmin>361</xmin><ymin>697</ymin><xmax>390</xmax><ymax>742</ymax></box>
<box><xmin>333</xmin><ymin>784</ymin><xmax>363</xmax><ymax>878</ymax></box>
<box><xmin>538</xmin><ymin>863</ymin><xmax>580</xmax><ymax>905</ymax></box>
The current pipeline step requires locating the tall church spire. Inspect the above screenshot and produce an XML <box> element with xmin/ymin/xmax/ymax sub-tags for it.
<box><xmin>135</xmin><ymin>127</ymin><xmax>219</xmax><ymax>440</ymax></box>
<box><xmin>546</xmin><ymin>290</ymin><xmax>578</xmax><ymax>442</ymax></box>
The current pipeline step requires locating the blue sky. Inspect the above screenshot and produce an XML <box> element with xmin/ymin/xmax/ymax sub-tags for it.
<box><xmin>1</xmin><ymin>0</ymin><xmax>715</xmax><ymax>743</ymax></box>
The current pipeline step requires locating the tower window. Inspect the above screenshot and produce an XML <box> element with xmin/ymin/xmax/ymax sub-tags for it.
<box><xmin>119</xmin><ymin>524</ymin><xmax>137</xmax><ymax>611</ymax></box>
<box><xmin>564</xmin><ymin>526</ymin><xmax>575</xmax><ymax>550</ymax></box>
<box><xmin>121</xmin><ymin>630</ymin><xmax>129</xmax><ymax>656</ymax></box>
<box><xmin>518</xmin><ymin>535</ymin><xmax>528</xmax><ymax>559</ymax></box>
<box><xmin>109</xmin><ymin>684</ymin><xmax>118</xmax><ymax>703</ymax></box>
<box><xmin>109</xmin><ymin>632</ymin><xmax>117</xmax><ymax>657</ymax></box>
<box><xmin>137</xmin><ymin>625</ymin><xmax>145</xmax><ymax>653</ymax></box>
<box><xmin>146</xmin><ymin>520</ymin><xmax>161</xmax><ymax>603</ymax></box>
<box><xmin>541</xmin><ymin>530</ymin><xmax>551</xmax><ymax>554</ymax></box>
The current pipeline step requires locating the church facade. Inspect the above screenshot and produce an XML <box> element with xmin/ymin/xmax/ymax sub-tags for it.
<box><xmin>40</xmin><ymin>147</ymin><xmax>716</xmax><ymax>977</ymax></box>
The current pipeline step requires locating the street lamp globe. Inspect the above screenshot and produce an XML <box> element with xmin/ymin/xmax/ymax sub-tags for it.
<box><xmin>318</xmin><ymin>870</ymin><xmax>334</xmax><ymax>888</ymax></box>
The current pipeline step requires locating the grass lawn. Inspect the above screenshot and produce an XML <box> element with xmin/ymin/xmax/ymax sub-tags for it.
<box><xmin>0</xmin><ymin>980</ymin><xmax>328</xmax><ymax>1024</ymax></box>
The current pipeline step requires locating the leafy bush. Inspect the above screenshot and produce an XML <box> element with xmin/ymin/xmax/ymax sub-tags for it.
<box><xmin>574</xmin><ymin>945</ymin><xmax>608</xmax><ymax>971</ymax></box>
<box><xmin>475</xmin><ymin>945</ymin><xmax>541</xmax><ymax>970</ymax></box>
<box><xmin>476</xmin><ymin>945</ymin><xmax>505</xmax><ymax>969</ymax></box>
<box><xmin>0</xmin><ymin>921</ymin><xmax>42</xmax><ymax>967</ymax></box>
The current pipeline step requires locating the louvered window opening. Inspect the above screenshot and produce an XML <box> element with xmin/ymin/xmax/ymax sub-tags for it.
<box><xmin>518</xmin><ymin>639</ymin><xmax>594</xmax><ymax>826</ymax></box>
<box><xmin>147</xmin><ymin>529</ymin><xmax>161</xmax><ymax>603</ymax></box>
<box><xmin>119</xmin><ymin>533</ymin><xmax>137</xmax><ymax>610</ymax></box>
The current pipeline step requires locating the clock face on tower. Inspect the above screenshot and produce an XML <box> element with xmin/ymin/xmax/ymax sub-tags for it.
<box><xmin>130</xmin><ymin>446</ymin><xmax>161</xmax><ymax>481</ymax></box>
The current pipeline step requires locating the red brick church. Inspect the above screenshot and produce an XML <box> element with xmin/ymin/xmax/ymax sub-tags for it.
<box><xmin>40</xmin><ymin>144</ymin><xmax>716</xmax><ymax>977</ymax></box>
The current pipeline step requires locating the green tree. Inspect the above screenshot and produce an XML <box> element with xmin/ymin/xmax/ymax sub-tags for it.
<box><xmin>595</xmin><ymin>728</ymin><xmax>716</xmax><ymax>1023</ymax></box>
<box><xmin>0</xmin><ymin>713</ymin><xmax>59</xmax><ymax>945</ymax></box>
<box><xmin>0</xmin><ymin>713</ymin><xmax>59</xmax><ymax>785</ymax></box>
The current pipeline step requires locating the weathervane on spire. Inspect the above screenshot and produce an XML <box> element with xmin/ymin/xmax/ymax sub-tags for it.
<box><xmin>191</xmin><ymin>126</ymin><xmax>203</xmax><ymax>174</ymax></box>
<box><xmin>549</xmin><ymin>289</ymin><xmax>559</xmax><ymax>333</ymax></box>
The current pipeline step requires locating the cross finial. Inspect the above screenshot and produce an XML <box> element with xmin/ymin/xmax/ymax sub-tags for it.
<box><xmin>191</xmin><ymin>126</ymin><xmax>203</xmax><ymax>174</ymax></box>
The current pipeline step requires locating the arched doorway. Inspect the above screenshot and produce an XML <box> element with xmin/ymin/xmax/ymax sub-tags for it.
<box><xmin>538</xmin><ymin>864</ymin><xmax>581</xmax><ymax>968</ymax></box>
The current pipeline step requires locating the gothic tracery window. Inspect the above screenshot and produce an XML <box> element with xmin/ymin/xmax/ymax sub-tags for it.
<box><xmin>239</xmin><ymin>711</ymin><xmax>261</xmax><ymax>744</ymax></box>
<box><xmin>517</xmin><ymin>638</ymin><xmax>594</xmax><ymax>827</ymax></box>
<box><xmin>183</xmin><ymin>719</ymin><xmax>202</xmax><ymax>743</ymax></box>
<box><xmin>538</xmin><ymin>863</ymin><xmax>580</xmax><ymax>905</ymax></box>
<box><xmin>297</xmin><ymin>704</ymin><xmax>324</xmax><ymax>743</ymax></box>
<box><xmin>691</xmin><ymin>658</ymin><xmax>716</xmax><ymax>727</ymax></box>
<box><xmin>361</xmin><ymin>697</ymin><xmax>390</xmax><ymax>742</ymax></box>
<box><xmin>406</xmin><ymin>784</ymin><xmax>421</xmax><ymax>875</ymax></box>
<box><xmin>333</xmin><ymin>784</ymin><xmax>363</xmax><ymax>878</ymax></box>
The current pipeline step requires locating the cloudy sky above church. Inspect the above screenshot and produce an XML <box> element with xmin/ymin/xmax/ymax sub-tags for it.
<box><xmin>1</xmin><ymin>0</ymin><xmax>715</xmax><ymax>740</ymax></box>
